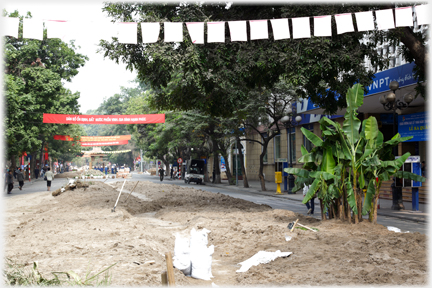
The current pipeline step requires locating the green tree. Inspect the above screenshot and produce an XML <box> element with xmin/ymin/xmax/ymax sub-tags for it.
<box><xmin>99</xmin><ymin>3</ymin><xmax>389</xmax><ymax>116</ymax></box>
<box><xmin>4</xmin><ymin>10</ymin><xmax>88</xmax><ymax>175</ymax></box>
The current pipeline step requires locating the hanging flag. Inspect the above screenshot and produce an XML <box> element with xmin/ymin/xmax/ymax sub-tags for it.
<box><xmin>375</xmin><ymin>9</ymin><xmax>395</xmax><ymax>30</ymax></box>
<box><xmin>292</xmin><ymin>17</ymin><xmax>311</xmax><ymax>39</ymax></box>
<box><xmin>80</xmin><ymin>140</ymin><xmax>129</xmax><ymax>147</ymax></box>
<box><xmin>335</xmin><ymin>13</ymin><xmax>354</xmax><ymax>34</ymax></box>
<box><xmin>355</xmin><ymin>11</ymin><xmax>375</xmax><ymax>32</ymax></box>
<box><xmin>3</xmin><ymin>17</ymin><xmax>19</xmax><ymax>38</ymax></box>
<box><xmin>43</xmin><ymin>113</ymin><xmax>165</xmax><ymax>124</ymax></box>
<box><xmin>207</xmin><ymin>22</ymin><xmax>225</xmax><ymax>43</ymax></box>
<box><xmin>395</xmin><ymin>7</ymin><xmax>413</xmax><ymax>27</ymax></box>
<box><xmin>270</xmin><ymin>18</ymin><xmax>290</xmax><ymax>40</ymax></box>
<box><xmin>313</xmin><ymin>15</ymin><xmax>331</xmax><ymax>37</ymax></box>
<box><xmin>415</xmin><ymin>5</ymin><xmax>429</xmax><ymax>25</ymax></box>
<box><xmin>46</xmin><ymin>20</ymin><xmax>69</xmax><ymax>40</ymax></box>
<box><xmin>23</xmin><ymin>18</ymin><xmax>43</xmax><ymax>40</ymax></box>
<box><xmin>249</xmin><ymin>20</ymin><xmax>268</xmax><ymax>40</ymax></box>
<box><xmin>164</xmin><ymin>22</ymin><xmax>183</xmax><ymax>42</ymax></box>
<box><xmin>141</xmin><ymin>22</ymin><xmax>160</xmax><ymax>43</ymax></box>
<box><xmin>228</xmin><ymin>21</ymin><xmax>247</xmax><ymax>41</ymax></box>
<box><xmin>118</xmin><ymin>22</ymin><xmax>137</xmax><ymax>44</ymax></box>
<box><xmin>186</xmin><ymin>22</ymin><xmax>204</xmax><ymax>44</ymax></box>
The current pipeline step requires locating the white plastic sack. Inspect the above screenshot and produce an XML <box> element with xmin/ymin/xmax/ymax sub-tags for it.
<box><xmin>236</xmin><ymin>250</ymin><xmax>292</xmax><ymax>273</ymax></box>
<box><xmin>191</xmin><ymin>244</ymin><xmax>214</xmax><ymax>280</ymax></box>
<box><xmin>189</xmin><ymin>228</ymin><xmax>214</xmax><ymax>280</ymax></box>
<box><xmin>172</xmin><ymin>234</ymin><xmax>191</xmax><ymax>276</ymax></box>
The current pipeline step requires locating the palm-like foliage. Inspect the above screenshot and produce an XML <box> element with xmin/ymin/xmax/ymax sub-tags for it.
<box><xmin>285</xmin><ymin>84</ymin><xmax>426</xmax><ymax>224</ymax></box>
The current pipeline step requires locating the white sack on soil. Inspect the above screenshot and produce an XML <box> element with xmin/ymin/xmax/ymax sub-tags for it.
<box><xmin>173</xmin><ymin>234</ymin><xmax>192</xmax><ymax>276</ymax></box>
<box><xmin>236</xmin><ymin>250</ymin><xmax>292</xmax><ymax>273</ymax></box>
<box><xmin>190</xmin><ymin>228</ymin><xmax>214</xmax><ymax>280</ymax></box>
<box><xmin>387</xmin><ymin>226</ymin><xmax>409</xmax><ymax>233</ymax></box>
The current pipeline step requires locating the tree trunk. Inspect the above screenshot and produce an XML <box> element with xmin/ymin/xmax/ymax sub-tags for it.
<box><xmin>237</xmin><ymin>138</ymin><xmax>249</xmax><ymax>188</ymax></box>
<box><xmin>372</xmin><ymin>183</ymin><xmax>381</xmax><ymax>225</ymax></box>
<box><xmin>30</xmin><ymin>152</ymin><xmax>37</xmax><ymax>179</ymax></box>
<box><xmin>40</xmin><ymin>141</ymin><xmax>45</xmax><ymax>168</ymax></box>
<box><xmin>212</xmin><ymin>141</ymin><xmax>221</xmax><ymax>184</ymax></box>
<box><xmin>320</xmin><ymin>199</ymin><xmax>326</xmax><ymax>220</ymax></box>
<box><xmin>10</xmin><ymin>154</ymin><xmax>17</xmax><ymax>171</ymax></box>
<box><xmin>258</xmin><ymin>142</ymin><xmax>268</xmax><ymax>191</ymax></box>
<box><xmin>398</xmin><ymin>27</ymin><xmax>427</xmax><ymax>77</ymax></box>
<box><xmin>358</xmin><ymin>189</ymin><xmax>363</xmax><ymax>222</ymax></box>
<box><xmin>220</xmin><ymin>150</ymin><xmax>234</xmax><ymax>185</ymax></box>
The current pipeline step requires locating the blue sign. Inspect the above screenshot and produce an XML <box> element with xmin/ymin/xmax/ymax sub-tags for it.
<box><xmin>365</xmin><ymin>62</ymin><xmax>417</xmax><ymax>96</ymax></box>
<box><xmin>412</xmin><ymin>162</ymin><xmax>422</xmax><ymax>187</ymax></box>
<box><xmin>296</xmin><ymin>62</ymin><xmax>417</xmax><ymax>120</ymax></box>
<box><xmin>220</xmin><ymin>156</ymin><xmax>226</xmax><ymax>172</ymax></box>
<box><xmin>398</xmin><ymin>112</ymin><xmax>428</xmax><ymax>142</ymax></box>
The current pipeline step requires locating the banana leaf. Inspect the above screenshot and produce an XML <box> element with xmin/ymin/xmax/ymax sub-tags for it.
<box><xmin>309</xmin><ymin>171</ymin><xmax>336</xmax><ymax>180</ymax></box>
<box><xmin>343</xmin><ymin>84</ymin><xmax>364</xmax><ymax>146</ymax></box>
<box><xmin>301</xmin><ymin>145</ymin><xmax>309</xmax><ymax>156</ymax></box>
<box><xmin>362</xmin><ymin>179</ymin><xmax>376</xmax><ymax>215</ymax></box>
<box><xmin>364</xmin><ymin>117</ymin><xmax>379</xmax><ymax>140</ymax></box>
<box><xmin>321</xmin><ymin>146</ymin><xmax>336</xmax><ymax>174</ymax></box>
<box><xmin>298</xmin><ymin>152</ymin><xmax>315</xmax><ymax>163</ymax></box>
<box><xmin>358</xmin><ymin>166</ymin><xmax>365</xmax><ymax>189</ymax></box>
<box><xmin>284</xmin><ymin>168</ymin><xmax>310</xmax><ymax>178</ymax></box>
<box><xmin>393</xmin><ymin>171</ymin><xmax>426</xmax><ymax>182</ymax></box>
<box><xmin>301</xmin><ymin>127</ymin><xmax>323</xmax><ymax>147</ymax></box>
<box><xmin>345</xmin><ymin>180</ymin><xmax>358</xmax><ymax>215</ymax></box>
<box><xmin>302</xmin><ymin>178</ymin><xmax>320</xmax><ymax>204</ymax></box>
<box><xmin>292</xmin><ymin>176</ymin><xmax>314</xmax><ymax>192</ymax></box>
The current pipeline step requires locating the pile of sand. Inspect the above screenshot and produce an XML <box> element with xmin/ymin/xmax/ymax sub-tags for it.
<box><xmin>54</xmin><ymin>171</ymin><xmax>81</xmax><ymax>178</ymax></box>
<box><xmin>4</xmin><ymin>180</ymin><xmax>427</xmax><ymax>286</ymax></box>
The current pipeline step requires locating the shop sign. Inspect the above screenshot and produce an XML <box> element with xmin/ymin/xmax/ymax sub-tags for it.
<box><xmin>398</xmin><ymin>112</ymin><xmax>428</xmax><ymax>142</ymax></box>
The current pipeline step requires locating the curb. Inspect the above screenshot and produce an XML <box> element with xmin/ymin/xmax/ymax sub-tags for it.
<box><xmin>204</xmin><ymin>183</ymin><xmax>428</xmax><ymax>224</ymax></box>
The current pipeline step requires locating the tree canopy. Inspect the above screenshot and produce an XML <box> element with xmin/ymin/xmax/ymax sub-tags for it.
<box><xmin>4</xmin><ymin>10</ymin><xmax>88</xmax><ymax>170</ymax></box>
<box><xmin>98</xmin><ymin>3</ymin><xmax>410</xmax><ymax>116</ymax></box>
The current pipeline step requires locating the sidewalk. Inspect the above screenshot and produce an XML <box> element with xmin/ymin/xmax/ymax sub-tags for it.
<box><xmin>204</xmin><ymin>178</ymin><xmax>428</xmax><ymax>223</ymax></box>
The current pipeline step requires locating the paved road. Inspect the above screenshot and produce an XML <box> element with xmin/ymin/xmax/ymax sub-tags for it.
<box><xmin>5</xmin><ymin>173</ymin><xmax>426</xmax><ymax>234</ymax></box>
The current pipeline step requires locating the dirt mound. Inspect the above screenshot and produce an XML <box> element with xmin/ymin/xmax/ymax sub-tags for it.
<box><xmin>54</xmin><ymin>171</ymin><xmax>80</xmax><ymax>178</ymax></box>
<box><xmin>4</xmin><ymin>180</ymin><xmax>428</xmax><ymax>286</ymax></box>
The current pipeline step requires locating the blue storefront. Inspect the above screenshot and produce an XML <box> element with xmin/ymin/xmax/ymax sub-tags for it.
<box><xmin>295</xmin><ymin>62</ymin><xmax>427</xmax><ymax>164</ymax></box>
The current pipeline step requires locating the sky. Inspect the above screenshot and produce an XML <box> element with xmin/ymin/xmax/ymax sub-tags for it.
<box><xmin>2</xmin><ymin>0</ymin><xmax>138</xmax><ymax>113</ymax></box>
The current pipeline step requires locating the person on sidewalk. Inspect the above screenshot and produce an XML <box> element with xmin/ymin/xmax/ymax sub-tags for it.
<box><xmin>303</xmin><ymin>184</ymin><xmax>315</xmax><ymax>215</ymax></box>
<box><xmin>16</xmin><ymin>168</ymin><xmax>25</xmax><ymax>190</ymax></box>
<box><xmin>45</xmin><ymin>167</ymin><xmax>54</xmax><ymax>191</ymax></box>
<box><xmin>34</xmin><ymin>166</ymin><xmax>40</xmax><ymax>180</ymax></box>
<box><xmin>7</xmin><ymin>170</ymin><xmax>14</xmax><ymax>194</ymax></box>
<box><xmin>170</xmin><ymin>166</ymin><xmax>174</xmax><ymax>179</ymax></box>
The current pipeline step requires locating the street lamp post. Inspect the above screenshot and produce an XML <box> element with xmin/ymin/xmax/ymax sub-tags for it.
<box><xmin>379</xmin><ymin>80</ymin><xmax>413</xmax><ymax>210</ymax></box>
<box><xmin>280</xmin><ymin>101</ymin><xmax>302</xmax><ymax>194</ymax></box>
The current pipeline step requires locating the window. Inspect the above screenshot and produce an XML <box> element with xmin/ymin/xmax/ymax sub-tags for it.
<box><xmin>274</xmin><ymin>134</ymin><xmax>281</xmax><ymax>161</ymax></box>
<box><xmin>303</xmin><ymin>124</ymin><xmax>314</xmax><ymax>152</ymax></box>
<box><xmin>261</xmin><ymin>133</ymin><xmax>268</xmax><ymax>163</ymax></box>
<box><xmin>287</xmin><ymin>127</ymin><xmax>296</xmax><ymax>163</ymax></box>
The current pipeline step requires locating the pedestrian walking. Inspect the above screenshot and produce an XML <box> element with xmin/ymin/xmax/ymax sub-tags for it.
<box><xmin>45</xmin><ymin>167</ymin><xmax>54</xmax><ymax>191</ymax></box>
<box><xmin>170</xmin><ymin>166</ymin><xmax>174</xmax><ymax>179</ymax></box>
<box><xmin>16</xmin><ymin>168</ymin><xmax>24</xmax><ymax>190</ymax></box>
<box><xmin>159</xmin><ymin>167</ymin><xmax>164</xmax><ymax>181</ymax></box>
<box><xmin>34</xmin><ymin>166</ymin><xmax>40</xmax><ymax>180</ymax></box>
<box><xmin>7</xmin><ymin>170</ymin><xmax>14</xmax><ymax>194</ymax></box>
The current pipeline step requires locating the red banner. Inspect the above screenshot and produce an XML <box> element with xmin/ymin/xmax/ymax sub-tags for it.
<box><xmin>80</xmin><ymin>140</ymin><xmax>129</xmax><ymax>147</ymax></box>
<box><xmin>54</xmin><ymin>135</ymin><xmax>132</xmax><ymax>142</ymax></box>
<box><xmin>43</xmin><ymin>114</ymin><xmax>165</xmax><ymax>124</ymax></box>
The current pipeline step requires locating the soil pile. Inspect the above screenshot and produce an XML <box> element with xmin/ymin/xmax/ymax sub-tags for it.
<box><xmin>4</xmin><ymin>180</ymin><xmax>428</xmax><ymax>286</ymax></box>
<box><xmin>54</xmin><ymin>171</ymin><xmax>81</xmax><ymax>178</ymax></box>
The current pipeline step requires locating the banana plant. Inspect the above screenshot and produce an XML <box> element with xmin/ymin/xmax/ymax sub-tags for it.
<box><xmin>285</xmin><ymin>83</ymin><xmax>426</xmax><ymax>224</ymax></box>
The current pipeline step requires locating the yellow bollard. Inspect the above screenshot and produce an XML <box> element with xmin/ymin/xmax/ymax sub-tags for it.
<box><xmin>275</xmin><ymin>172</ymin><xmax>283</xmax><ymax>195</ymax></box>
